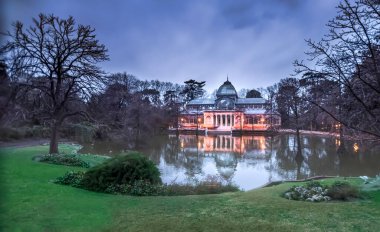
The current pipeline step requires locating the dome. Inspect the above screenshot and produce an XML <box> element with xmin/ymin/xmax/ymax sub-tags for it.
<box><xmin>216</xmin><ymin>79</ymin><xmax>238</xmax><ymax>98</ymax></box>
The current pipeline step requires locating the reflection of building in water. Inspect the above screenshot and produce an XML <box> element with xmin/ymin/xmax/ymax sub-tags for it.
<box><xmin>177</xmin><ymin>134</ymin><xmax>271</xmax><ymax>181</ymax></box>
<box><xmin>179</xmin><ymin>135</ymin><xmax>268</xmax><ymax>155</ymax></box>
<box><xmin>173</xmin><ymin>79</ymin><xmax>281</xmax><ymax>133</ymax></box>
<box><xmin>214</xmin><ymin>152</ymin><xmax>237</xmax><ymax>181</ymax></box>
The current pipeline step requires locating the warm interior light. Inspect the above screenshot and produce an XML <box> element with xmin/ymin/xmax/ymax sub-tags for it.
<box><xmin>353</xmin><ymin>143</ymin><xmax>359</xmax><ymax>153</ymax></box>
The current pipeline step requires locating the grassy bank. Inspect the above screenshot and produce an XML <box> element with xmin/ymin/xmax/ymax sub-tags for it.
<box><xmin>1</xmin><ymin>145</ymin><xmax>380</xmax><ymax>232</ymax></box>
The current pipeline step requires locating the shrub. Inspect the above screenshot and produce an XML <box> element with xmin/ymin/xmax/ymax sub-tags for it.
<box><xmin>327</xmin><ymin>181</ymin><xmax>360</xmax><ymax>200</ymax></box>
<box><xmin>165</xmin><ymin>183</ymin><xmax>239</xmax><ymax>196</ymax></box>
<box><xmin>283</xmin><ymin>184</ymin><xmax>330</xmax><ymax>202</ymax></box>
<box><xmin>104</xmin><ymin>180</ymin><xmax>167</xmax><ymax>196</ymax></box>
<box><xmin>35</xmin><ymin>154</ymin><xmax>90</xmax><ymax>168</ymax></box>
<box><xmin>31</xmin><ymin>125</ymin><xmax>50</xmax><ymax>137</ymax></box>
<box><xmin>54</xmin><ymin>171</ymin><xmax>85</xmax><ymax>187</ymax></box>
<box><xmin>0</xmin><ymin>126</ymin><xmax>50</xmax><ymax>140</ymax></box>
<box><xmin>0</xmin><ymin>127</ymin><xmax>23</xmax><ymax>140</ymax></box>
<box><xmin>165</xmin><ymin>175</ymin><xmax>239</xmax><ymax>196</ymax></box>
<box><xmin>53</xmin><ymin>154</ymin><xmax>238</xmax><ymax>196</ymax></box>
<box><xmin>305</xmin><ymin>180</ymin><xmax>323</xmax><ymax>188</ymax></box>
<box><xmin>61</xmin><ymin>122</ymin><xmax>97</xmax><ymax>143</ymax></box>
<box><xmin>283</xmin><ymin>180</ymin><xmax>362</xmax><ymax>202</ymax></box>
<box><xmin>81</xmin><ymin>152</ymin><xmax>161</xmax><ymax>192</ymax></box>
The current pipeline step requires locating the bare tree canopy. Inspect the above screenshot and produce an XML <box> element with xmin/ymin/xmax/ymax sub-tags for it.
<box><xmin>294</xmin><ymin>0</ymin><xmax>380</xmax><ymax>138</ymax></box>
<box><xmin>1</xmin><ymin>13</ymin><xmax>109</xmax><ymax>153</ymax></box>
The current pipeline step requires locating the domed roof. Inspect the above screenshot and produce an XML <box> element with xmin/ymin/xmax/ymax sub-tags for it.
<box><xmin>216</xmin><ymin>79</ymin><xmax>238</xmax><ymax>98</ymax></box>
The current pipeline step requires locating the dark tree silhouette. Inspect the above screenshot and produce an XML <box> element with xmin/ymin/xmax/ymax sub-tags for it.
<box><xmin>0</xmin><ymin>62</ymin><xmax>11</xmax><ymax>123</ymax></box>
<box><xmin>181</xmin><ymin>79</ymin><xmax>206</xmax><ymax>102</ymax></box>
<box><xmin>246</xmin><ymin>89</ymin><xmax>262</xmax><ymax>98</ymax></box>
<box><xmin>277</xmin><ymin>78</ymin><xmax>304</xmax><ymax>155</ymax></box>
<box><xmin>294</xmin><ymin>0</ymin><xmax>380</xmax><ymax>137</ymax></box>
<box><xmin>1</xmin><ymin>14</ymin><xmax>109</xmax><ymax>153</ymax></box>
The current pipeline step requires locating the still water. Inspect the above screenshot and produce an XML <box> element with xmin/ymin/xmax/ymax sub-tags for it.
<box><xmin>79</xmin><ymin>134</ymin><xmax>380</xmax><ymax>190</ymax></box>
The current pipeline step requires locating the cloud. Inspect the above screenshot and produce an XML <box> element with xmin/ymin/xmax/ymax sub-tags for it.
<box><xmin>3</xmin><ymin>0</ymin><xmax>341</xmax><ymax>92</ymax></box>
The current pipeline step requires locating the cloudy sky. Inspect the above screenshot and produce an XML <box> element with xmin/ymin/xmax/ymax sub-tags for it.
<box><xmin>3</xmin><ymin>0</ymin><xmax>340</xmax><ymax>92</ymax></box>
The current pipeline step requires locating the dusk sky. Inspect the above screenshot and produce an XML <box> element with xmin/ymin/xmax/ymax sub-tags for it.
<box><xmin>3</xmin><ymin>0</ymin><xmax>340</xmax><ymax>92</ymax></box>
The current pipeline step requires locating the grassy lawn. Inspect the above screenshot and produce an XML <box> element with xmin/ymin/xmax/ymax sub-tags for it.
<box><xmin>1</xmin><ymin>144</ymin><xmax>380</xmax><ymax>232</ymax></box>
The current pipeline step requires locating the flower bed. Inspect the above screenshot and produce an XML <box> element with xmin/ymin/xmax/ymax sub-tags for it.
<box><xmin>283</xmin><ymin>180</ymin><xmax>360</xmax><ymax>202</ymax></box>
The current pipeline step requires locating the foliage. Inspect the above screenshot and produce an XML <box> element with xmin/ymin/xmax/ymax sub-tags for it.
<box><xmin>104</xmin><ymin>181</ymin><xmax>166</xmax><ymax>196</ymax></box>
<box><xmin>327</xmin><ymin>181</ymin><xmax>360</xmax><ymax>200</ymax></box>
<box><xmin>181</xmin><ymin>79</ymin><xmax>206</xmax><ymax>102</ymax></box>
<box><xmin>246</xmin><ymin>89</ymin><xmax>262</xmax><ymax>98</ymax></box>
<box><xmin>54</xmin><ymin>171</ymin><xmax>85</xmax><ymax>187</ymax></box>
<box><xmin>165</xmin><ymin>181</ymin><xmax>239</xmax><ymax>196</ymax></box>
<box><xmin>55</xmin><ymin>171</ymin><xmax>238</xmax><ymax>196</ymax></box>
<box><xmin>61</xmin><ymin>123</ymin><xmax>97</xmax><ymax>143</ymax></box>
<box><xmin>0</xmin><ymin>126</ymin><xmax>50</xmax><ymax>140</ymax></box>
<box><xmin>305</xmin><ymin>180</ymin><xmax>323</xmax><ymax>188</ymax></box>
<box><xmin>35</xmin><ymin>154</ymin><xmax>90</xmax><ymax>168</ymax></box>
<box><xmin>283</xmin><ymin>181</ymin><xmax>330</xmax><ymax>202</ymax></box>
<box><xmin>0</xmin><ymin>127</ymin><xmax>28</xmax><ymax>140</ymax></box>
<box><xmin>283</xmin><ymin>180</ymin><xmax>361</xmax><ymax>202</ymax></box>
<box><xmin>80</xmin><ymin>152</ymin><xmax>161</xmax><ymax>192</ymax></box>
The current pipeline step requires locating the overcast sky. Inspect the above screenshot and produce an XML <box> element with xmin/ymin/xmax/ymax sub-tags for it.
<box><xmin>3</xmin><ymin>0</ymin><xmax>341</xmax><ymax>92</ymax></box>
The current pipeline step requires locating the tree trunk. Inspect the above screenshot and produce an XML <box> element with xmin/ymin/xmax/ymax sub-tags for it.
<box><xmin>49</xmin><ymin>122</ymin><xmax>60</xmax><ymax>154</ymax></box>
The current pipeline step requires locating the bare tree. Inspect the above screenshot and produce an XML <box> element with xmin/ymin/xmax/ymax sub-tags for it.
<box><xmin>294</xmin><ymin>0</ymin><xmax>380</xmax><ymax>138</ymax></box>
<box><xmin>277</xmin><ymin>78</ymin><xmax>305</xmax><ymax>138</ymax></box>
<box><xmin>1</xmin><ymin>14</ymin><xmax>108</xmax><ymax>153</ymax></box>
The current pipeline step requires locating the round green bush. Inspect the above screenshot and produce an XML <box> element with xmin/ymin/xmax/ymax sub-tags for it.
<box><xmin>327</xmin><ymin>181</ymin><xmax>360</xmax><ymax>200</ymax></box>
<box><xmin>81</xmin><ymin>152</ymin><xmax>161</xmax><ymax>192</ymax></box>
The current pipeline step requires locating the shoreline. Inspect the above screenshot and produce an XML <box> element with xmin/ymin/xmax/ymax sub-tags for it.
<box><xmin>279</xmin><ymin>129</ymin><xmax>380</xmax><ymax>142</ymax></box>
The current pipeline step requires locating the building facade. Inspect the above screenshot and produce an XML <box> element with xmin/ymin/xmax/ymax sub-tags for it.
<box><xmin>175</xmin><ymin>79</ymin><xmax>281</xmax><ymax>133</ymax></box>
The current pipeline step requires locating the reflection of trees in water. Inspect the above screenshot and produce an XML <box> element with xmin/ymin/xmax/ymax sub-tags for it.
<box><xmin>161</xmin><ymin>135</ymin><xmax>183</xmax><ymax>168</ymax></box>
<box><xmin>183</xmin><ymin>153</ymin><xmax>204</xmax><ymax>177</ymax></box>
<box><xmin>302</xmin><ymin>137</ymin><xmax>338</xmax><ymax>177</ymax></box>
<box><xmin>273</xmin><ymin>135</ymin><xmax>380</xmax><ymax>179</ymax></box>
<box><xmin>82</xmin><ymin>134</ymin><xmax>380</xmax><ymax>183</ymax></box>
<box><xmin>273</xmin><ymin>135</ymin><xmax>305</xmax><ymax>180</ymax></box>
<box><xmin>335</xmin><ymin>140</ymin><xmax>380</xmax><ymax>177</ymax></box>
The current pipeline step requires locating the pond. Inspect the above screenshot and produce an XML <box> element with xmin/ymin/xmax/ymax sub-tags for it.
<box><xmin>79</xmin><ymin>134</ymin><xmax>380</xmax><ymax>190</ymax></box>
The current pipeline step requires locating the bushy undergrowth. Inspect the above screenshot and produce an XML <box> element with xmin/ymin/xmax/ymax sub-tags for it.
<box><xmin>283</xmin><ymin>180</ymin><xmax>360</xmax><ymax>202</ymax></box>
<box><xmin>35</xmin><ymin>154</ymin><xmax>90</xmax><ymax>168</ymax></box>
<box><xmin>165</xmin><ymin>176</ymin><xmax>239</xmax><ymax>195</ymax></box>
<box><xmin>54</xmin><ymin>171</ymin><xmax>85</xmax><ymax>187</ymax></box>
<box><xmin>0</xmin><ymin>126</ymin><xmax>50</xmax><ymax>140</ymax></box>
<box><xmin>54</xmin><ymin>154</ymin><xmax>239</xmax><ymax>196</ymax></box>
<box><xmin>80</xmin><ymin>152</ymin><xmax>162</xmax><ymax>192</ymax></box>
<box><xmin>327</xmin><ymin>181</ymin><xmax>360</xmax><ymax>200</ymax></box>
<box><xmin>55</xmin><ymin>172</ymin><xmax>239</xmax><ymax>196</ymax></box>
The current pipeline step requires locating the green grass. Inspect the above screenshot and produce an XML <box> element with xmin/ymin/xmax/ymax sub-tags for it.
<box><xmin>1</xmin><ymin>145</ymin><xmax>380</xmax><ymax>232</ymax></box>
